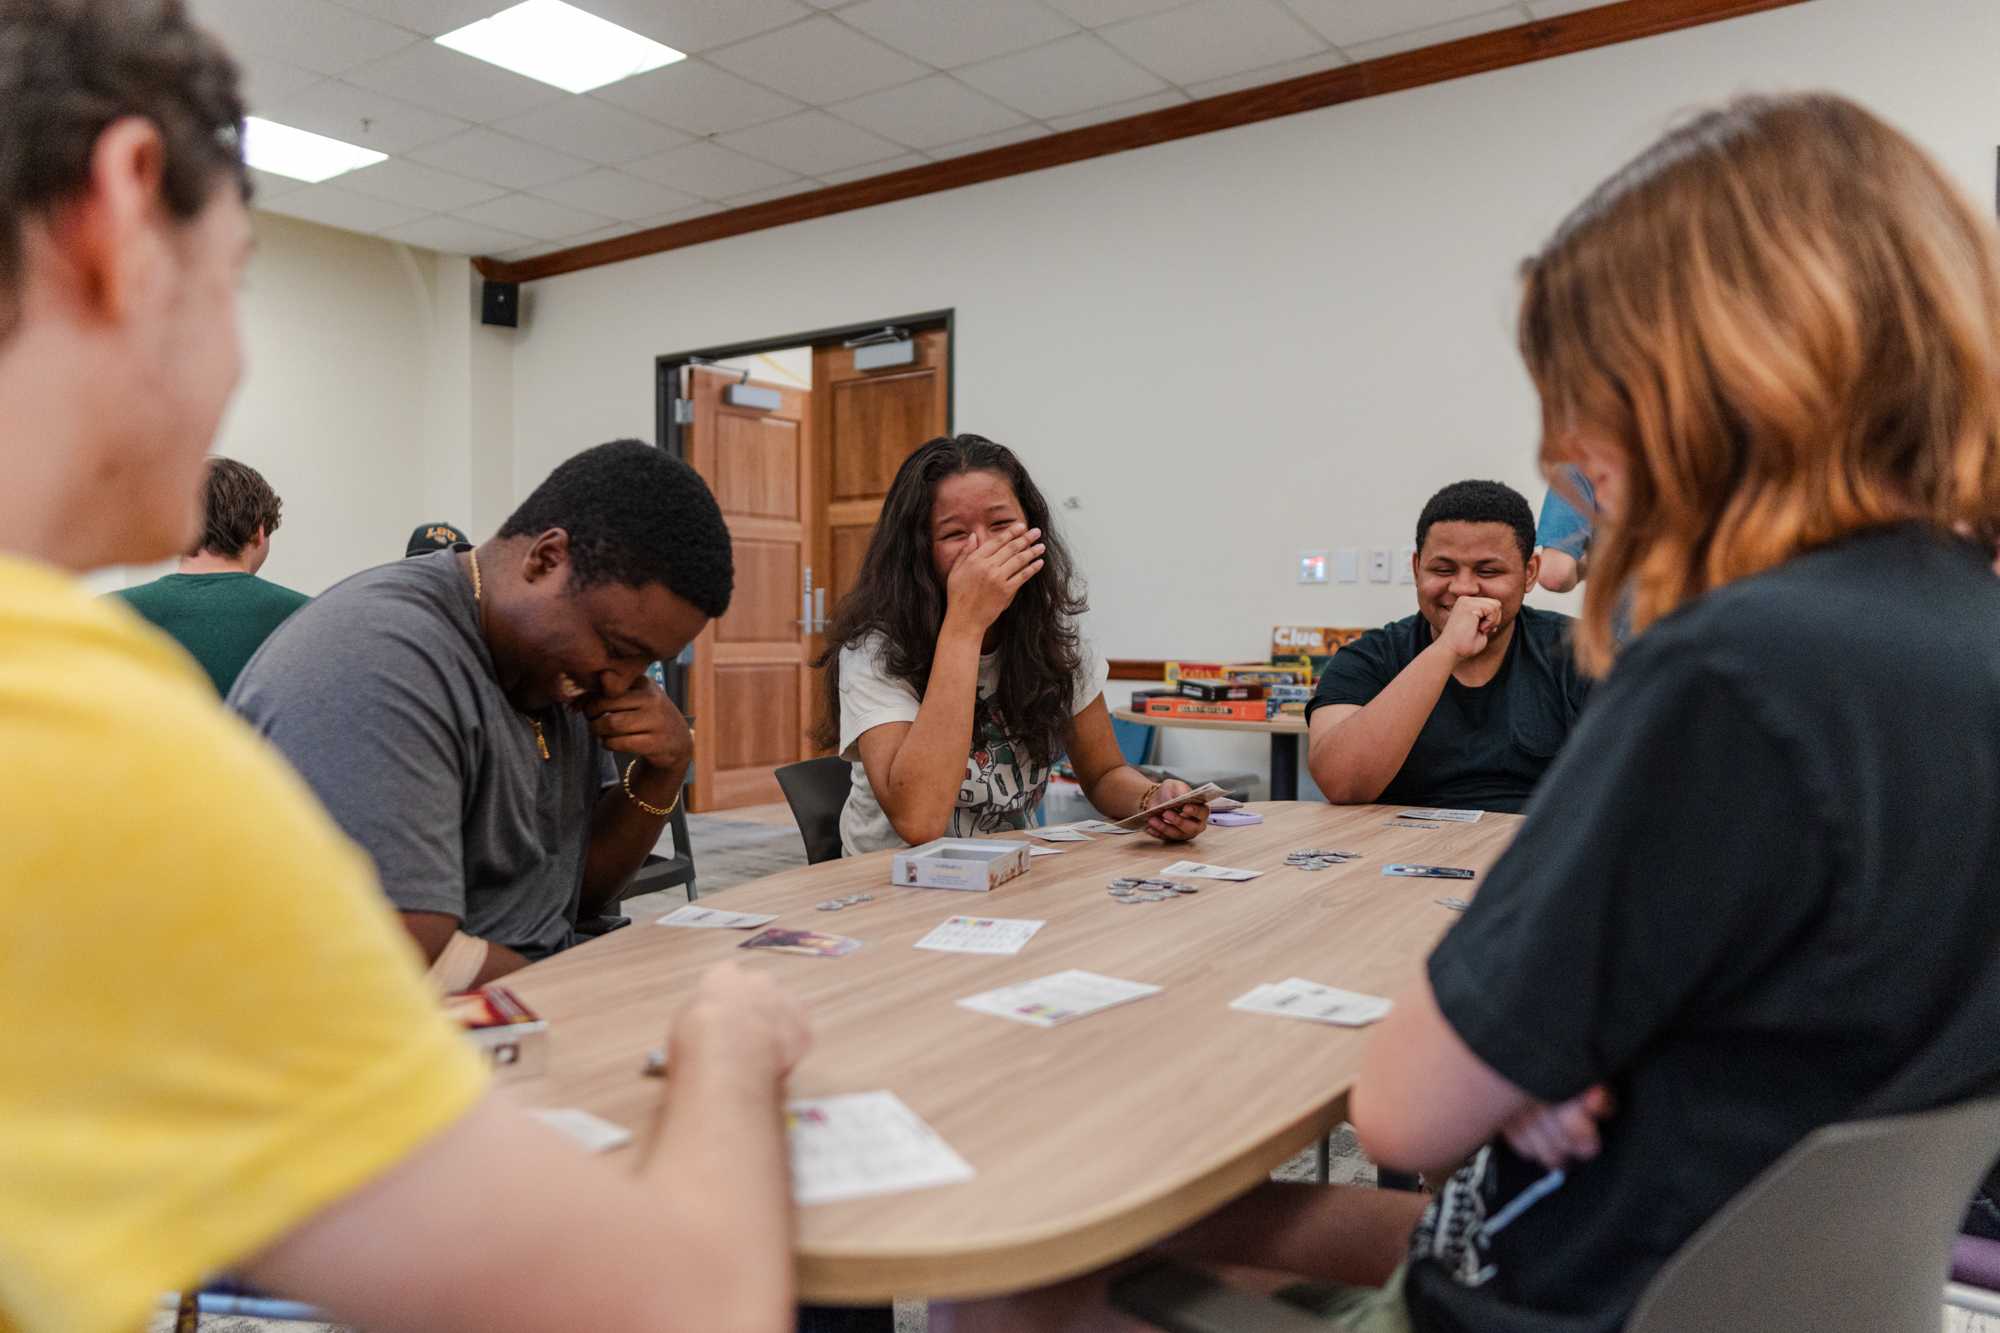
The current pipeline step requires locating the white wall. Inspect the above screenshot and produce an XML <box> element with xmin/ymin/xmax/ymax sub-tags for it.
<box><xmin>101</xmin><ymin>213</ymin><xmax>499</xmax><ymax>597</ymax></box>
<box><xmin>497</xmin><ymin>0</ymin><xmax>2000</xmax><ymax>784</ymax></box>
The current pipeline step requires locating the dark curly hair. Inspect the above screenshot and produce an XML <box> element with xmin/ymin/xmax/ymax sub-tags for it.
<box><xmin>812</xmin><ymin>435</ymin><xmax>1087</xmax><ymax>770</ymax></box>
<box><xmin>0</xmin><ymin>0</ymin><xmax>248</xmax><ymax>342</ymax></box>
<box><xmin>1416</xmin><ymin>479</ymin><xmax>1536</xmax><ymax>562</ymax></box>
<box><xmin>189</xmin><ymin>456</ymin><xmax>281</xmax><ymax>558</ymax></box>
<box><xmin>498</xmin><ymin>439</ymin><xmax>734</xmax><ymax>618</ymax></box>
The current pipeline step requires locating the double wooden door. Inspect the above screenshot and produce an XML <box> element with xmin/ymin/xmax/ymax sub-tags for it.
<box><xmin>685</xmin><ymin>328</ymin><xmax>950</xmax><ymax>812</ymax></box>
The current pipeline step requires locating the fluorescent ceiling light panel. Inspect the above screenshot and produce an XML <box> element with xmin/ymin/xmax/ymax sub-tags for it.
<box><xmin>436</xmin><ymin>0</ymin><xmax>686</xmax><ymax>95</ymax></box>
<box><xmin>241</xmin><ymin>117</ymin><xmax>387</xmax><ymax>183</ymax></box>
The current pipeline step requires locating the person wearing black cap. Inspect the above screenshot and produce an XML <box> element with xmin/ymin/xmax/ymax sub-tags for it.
<box><xmin>405</xmin><ymin>520</ymin><xmax>467</xmax><ymax>558</ymax></box>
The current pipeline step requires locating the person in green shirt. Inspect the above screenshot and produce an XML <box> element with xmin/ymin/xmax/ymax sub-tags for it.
<box><xmin>114</xmin><ymin>456</ymin><xmax>308</xmax><ymax>695</ymax></box>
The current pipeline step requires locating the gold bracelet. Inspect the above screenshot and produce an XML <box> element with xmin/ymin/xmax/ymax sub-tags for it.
<box><xmin>1138</xmin><ymin>780</ymin><xmax>1165</xmax><ymax>812</ymax></box>
<box><xmin>623</xmin><ymin>758</ymin><xmax>681</xmax><ymax>818</ymax></box>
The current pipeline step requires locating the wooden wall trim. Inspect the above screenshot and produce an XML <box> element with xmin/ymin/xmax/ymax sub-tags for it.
<box><xmin>475</xmin><ymin>0</ymin><xmax>1809</xmax><ymax>284</ymax></box>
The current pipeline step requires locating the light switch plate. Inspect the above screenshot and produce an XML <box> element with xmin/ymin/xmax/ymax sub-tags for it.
<box><xmin>1334</xmin><ymin>548</ymin><xmax>1359</xmax><ymax>583</ymax></box>
<box><xmin>1368</xmin><ymin>549</ymin><xmax>1392</xmax><ymax>583</ymax></box>
<box><xmin>1398</xmin><ymin>546</ymin><xmax>1416</xmax><ymax>584</ymax></box>
<box><xmin>1297</xmin><ymin>550</ymin><xmax>1328</xmax><ymax>584</ymax></box>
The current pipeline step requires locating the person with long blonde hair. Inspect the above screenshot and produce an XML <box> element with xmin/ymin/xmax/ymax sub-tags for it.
<box><xmin>940</xmin><ymin>91</ymin><xmax>2000</xmax><ymax>1333</ymax></box>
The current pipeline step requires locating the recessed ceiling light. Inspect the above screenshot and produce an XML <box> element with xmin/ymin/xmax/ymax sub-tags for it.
<box><xmin>241</xmin><ymin>116</ymin><xmax>387</xmax><ymax>183</ymax></box>
<box><xmin>435</xmin><ymin>0</ymin><xmax>686</xmax><ymax>95</ymax></box>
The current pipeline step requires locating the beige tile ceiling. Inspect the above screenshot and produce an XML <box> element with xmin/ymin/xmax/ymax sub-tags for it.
<box><xmin>191</xmin><ymin>0</ymin><xmax>1615</xmax><ymax>261</ymax></box>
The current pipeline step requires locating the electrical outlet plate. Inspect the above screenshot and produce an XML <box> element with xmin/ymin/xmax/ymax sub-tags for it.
<box><xmin>1368</xmin><ymin>549</ymin><xmax>1392</xmax><ymax>583</ymax></box>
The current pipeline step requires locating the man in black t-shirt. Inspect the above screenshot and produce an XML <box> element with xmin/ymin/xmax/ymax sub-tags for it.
<box><xmin>1306</xmin><ymin>480</ymin><xmax>1587</xmax><ymax>813</ymax></box>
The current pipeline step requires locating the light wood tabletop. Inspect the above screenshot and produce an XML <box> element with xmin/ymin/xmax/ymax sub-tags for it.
<box><xmin>500</xmin><ymin>801</ymin><xmax>1520</xmax><ymax>1303</ymax></box>
<box><xmin>1113</xmin><ymin>707</ymin><xmax>1308</xmax><ymax>735</ymax></box>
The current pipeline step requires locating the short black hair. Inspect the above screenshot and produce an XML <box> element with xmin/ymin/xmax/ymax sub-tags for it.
<box><xmin>1415</xmin><ymin>479</ymin><xmax>1536</xmax><ymax>562</ymax></box>
<box><xmin>190</xmin><ymin>456</ymin><xmax>280</xmax><ymax>558</ymax></box>
<box><xmin>0</xmin><ymin>0</ymin><xmax>249</xmax><ymax>343</ymax></box>
<box><xmin>498</xmin><ymin>440</ymin><xmax>734</xmax><ymax>618</ymax></box>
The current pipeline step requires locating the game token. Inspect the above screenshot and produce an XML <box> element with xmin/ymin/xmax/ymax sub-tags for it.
<box><xmin>1170</xmin><ymin>884</ymin><xmax>1199</xmax><ymax>895</ymax></box>
<box><xmin>816</xmin><ymin>901</ymin><xmax>841</xmax><ymax>911</ymax></box>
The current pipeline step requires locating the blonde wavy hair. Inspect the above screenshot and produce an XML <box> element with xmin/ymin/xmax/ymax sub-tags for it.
<box><xmin>1519</xmin><ymin>93</ymin><xmax>2000</xmax><ymax>674</ymax></box>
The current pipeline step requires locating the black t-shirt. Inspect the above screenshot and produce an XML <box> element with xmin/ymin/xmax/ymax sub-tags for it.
<box><xmin>1305</xmin><ymin>606</ymin><xmax>1588</xmax><ymax>813</ymax></box>
<box><xmin>1404</xmin><ymin>525</ymin><xmax>2000</xmax><ymax>1333</ymax></box>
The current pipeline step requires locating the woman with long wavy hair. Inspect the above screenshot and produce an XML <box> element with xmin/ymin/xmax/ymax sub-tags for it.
<box><xmin>813</xmin><ymin>435</ymin><xmax>1208</xmax><ymax>855</ymax></box>
<box><xmin>940</xmin><ymin>92</ymin><xmax>2000</xmax><ymax>1333</ymax></box>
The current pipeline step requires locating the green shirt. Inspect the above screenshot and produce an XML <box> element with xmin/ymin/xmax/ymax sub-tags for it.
<box><xmin>113</xmin><ymin>572</ymin><xmax>310</xmax><ymax>697</ymax></box>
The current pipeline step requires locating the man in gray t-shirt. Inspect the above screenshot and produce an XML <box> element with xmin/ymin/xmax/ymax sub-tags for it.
<box><xmin>231</xmin><ymin>441</ymin><xmax>735</xmax><ymax>986</ymax></box>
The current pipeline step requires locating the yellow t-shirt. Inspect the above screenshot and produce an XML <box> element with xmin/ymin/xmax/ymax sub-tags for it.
<box><xmin>0</xmin><ymin>555</ymin><xmax>488</xmax><ymax>1333</ymax></box>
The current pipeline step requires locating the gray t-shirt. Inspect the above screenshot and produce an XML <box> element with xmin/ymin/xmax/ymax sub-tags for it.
<box><xmin>229</xmin><ymin>551</ymin><xmax>606</xmax><ymax>960</ymax></box>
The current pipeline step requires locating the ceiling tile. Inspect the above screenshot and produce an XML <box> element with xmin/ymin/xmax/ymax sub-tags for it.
<box><xmin>706</xmin><ymin>16</ymin><xmax>929</xmax><ymax>105</ymax></box>
<box><xmin>1100</xmin><ymin>0</ymin><xmax>1326</xmax><ymax>86</ymax></box>
<box><xmin>1046</xmin><ymin>88</ymin><xmax>1186</xmax><ymax>131</ymax></box>
<box><xmin>339</xmin><ymin>157</ymin><xmax>508</xmax><ymax>212</ymax></box>
<box><xmin>343</xmin><ymin>40</ymin><xmax>566</xmax><ymax>122</ymax></box>
<box><xmin>625</xmin><ymin>140</ymin><xmax>801</xmax><ymax>199</ymax></box>
<box><xmin>724</xmin><ymin>180</ymin><xmax>829</xmax><ymax>206</ymax></box>
<box><xmin>1525</xmin><ymin>0</ymin><xmax>1612</xmax><ymax>15</ymax></box>
<box><xmin>1183</xmin><ymin>47</ymin><xmax>1349</xmax><ymax>99</ymax></box>
<box><xmin>257</xmin><ymin>183</ymin><xmax>431</xmax><ymax>233</ymax></box>
<box><xmin>1342</xmin><ymin>5</ymin><xmax>1524</xmax><ymax>59</ymax></box>
<box><xmin>650</xmin><ymin>202</ymin><xmax>725</xmax><ymax>225</ymax></box>
<box><xmin>186</xmin><ymin>0</ymin><xmax>414</xmax><ymax>75</ymax></box>
<box><xmin>957</xmin><ymin>33</ymin><xmax>1167</xmax><ymax>120</ymax></box>
<box><xmin>1041</xmin><ymin>0</ymin><xmax>1197</xmax><ymax>26</ymax></box>
<box><xmin>261</xmin><ymin>80</ymin><xmax>470</xmax><ymax>155</ymax></box>
<box><xmin>381</xmin><ymin>214</ymin><xmax>533</xmax><ymax>255</ymax></box>
<box><xmin>818</xmin><ymin>152</ymin><xmax>931</xmax><ymax>184</ymax></box>
<box><xmin>456</xmin><ymin>193</ymin><xmax>614</xmax><ymax>241</ymax></box>
<box><xmin>839</xmin><ymin>0</ymin><xmax>1077</xmax><ymax>69</ymax></box>
<box><xmin>925</xmin><ymin>124</ymin><xmax>1053</xmax><ymax>158</ymax></box>
<box><xmin>323</xmin><ymin>0</ymin><xmax>510</xmax><ymax>36</ymax></box>
<box><xmin>245</xmin><ymin>167</ymin><xmax>307</xmax><ymax>202</ymax></box>
<box><xmin>593</xmin><ymin>60</ymin><xmax>802</xmax><ymax>136</ymax></box>
<box><xmin>718</xmin><ymin>110</ymin><xmax>906</xmax><ymax>175</ymax></box>
<box><xmin>233</xmin><ymin>52</ymin><xmax>322</xmax><ymax>111</ymax></box>
<box><xmin>581</xmin><ymin>0</ymin><xmax>814</xmax><ymax>54</ymax></box>
<box><xmin>1281</xmin><ymin>0</ymin><xmax>1511</xmax><ymax>48</ymax></box>
<box><xmin>829</xmin><ymin>75</ymin><xmax>1026</xmax><ymax>150</ymax></box>
<box><xmin>528</xmin><ymin>168</ymin><xmax>701</xmax><ymax>221</ymax></box>
<box><xmin>407</xmin><ymin>128</ymin><xmax>594</xmax><ymax>189</ymax></box>
<box><xmin>495</xmin><ymin>98</ymin><xmax>692</xmax><ymax>165</ymax></box>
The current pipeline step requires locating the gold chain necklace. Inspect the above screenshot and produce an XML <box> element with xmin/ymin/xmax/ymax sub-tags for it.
<box><xmin>468</xmin><ymin>547</ymin><xmax>551</xmax><ymax>762</ymax></box>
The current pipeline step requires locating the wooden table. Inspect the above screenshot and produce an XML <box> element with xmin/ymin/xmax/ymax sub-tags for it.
<box><xmin>1114</xmin><ymin>707</ymin><xmax>1310</xmax><ymax>800</ymax></box>
<box><xmin>501</xmin><ymin>802</ymin><xmax>1520</xmax><ymax>1303</ymax></box>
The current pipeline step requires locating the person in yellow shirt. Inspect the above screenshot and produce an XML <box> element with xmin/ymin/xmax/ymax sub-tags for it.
<box><xmin>0</xmin><ymin>4</ymin><xmax>809</xmax><ymax>1332</ymax></box>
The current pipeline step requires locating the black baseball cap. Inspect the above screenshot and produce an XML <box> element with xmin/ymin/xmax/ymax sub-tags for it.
<box><xmin>406</xmin><ymin>522</ymin><xmax>468</xmax><ymax>557</ymax></box>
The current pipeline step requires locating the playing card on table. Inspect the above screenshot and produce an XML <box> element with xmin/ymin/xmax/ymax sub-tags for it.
<box><xmin>914</xmin><ymin>915</ymin><xmax>1045</xmax><ymax>956</ymax></box>
<box><xmin>1072</xmin><ymin>820</ymin><xmax>1138</xmax><ymax>836</ymax></box>
<box><xmin>1028</xmin><ymin>845</ymin><xmax>1065</xmax><ymax>857</ymax></box>
<box><xmin>1158</xmin><ymin>859</ymin><xmax>1263</xmax><ymax>881</ymax></box>
<box><xmin>1230</xmin><ymin>978</ymin><xmax>1393</xmax><ymax>1027</ymax></box>
<box><xmin>1395</xmin><ymin>807</ymin><xmax>1482</xmax><ymax>823</ymax></box>
<box><xmin>1209</xmin><ymin>810</ymin><xmax>1263</xmax><ymax>826</ymax></box>
<box><xmin>530</xmin><ymin>1108</ymin><xmax>633</xmax><ymax>1152</ymax></box>
<box><xmin>740</xmin><ymin>927</ymin><xmax>864</xmax><ymax>957</ymax></box>
<box><xmin>656</xmin><ymin>905</ymin><xmax>778</xmax><ymax>930</ymax></box>
<box><xmin>1029</xmin><ymin>826</ymin><xmax>1091</xmax><ymax>842</ymax></box>
<box><xmin>787</xmin><ymin>1091</ymin><xmax>975</xmax><ymax>1206</ymax></box>
<box><xmin>1382</xmin><ymin>863</ymin><xmax>1476</xmax><ymax>880</ymax></box>
<box><xmin>958</xmin><ymin>969</ymin><xmax>1162</xmax><ymax>1027</ymax></box>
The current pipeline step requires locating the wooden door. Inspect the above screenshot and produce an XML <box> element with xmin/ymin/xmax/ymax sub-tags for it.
<box><xmin>685</xmin><ymin>367</ymin><xmax>814</xmax><ymax>811</ymax></box>
<box><xmin>810</xmin><ymin>325</ymin><xmax>951</xmax><ymax>647</ymax></box>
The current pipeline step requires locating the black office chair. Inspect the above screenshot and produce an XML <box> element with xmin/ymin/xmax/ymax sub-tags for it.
<box><xmin>775</xmin><ymin>756</ymin><xmax>852</xmax><ymax>864</ymax></box>
<box><xmin>577</xmin><ymin>797</ymin><xmax>698</xmax><ymax>938</ymax></box>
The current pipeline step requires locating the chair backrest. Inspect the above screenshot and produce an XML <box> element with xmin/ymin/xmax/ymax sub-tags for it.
<box><xmin>774</xmin><ymin>756</ymin><xmax>853</xmax><ymax>865</ymax></box>
<box><xmin>1111</xmin><ymin>715</ymin><xmax>1158</xmax><ymax>768</ymax></box>
<box><xmin>1625</xmin><ymin>1095</ymin><xmax>2000</xmax><ymax>1333</ymax></box>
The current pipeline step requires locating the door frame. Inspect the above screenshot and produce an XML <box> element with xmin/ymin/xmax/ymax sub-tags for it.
<box><xmin>653</xmin><ymin>310</ymin><xmax>954</xmax><ymax>795</ymax></box>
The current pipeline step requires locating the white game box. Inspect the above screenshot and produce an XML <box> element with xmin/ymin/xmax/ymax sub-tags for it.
<box><xmin>890</xmin><ymin>838</ymin><xmax>1031</xmax><ymax>892</ymax></box>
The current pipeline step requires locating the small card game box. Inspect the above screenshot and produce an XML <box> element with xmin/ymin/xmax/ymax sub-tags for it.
<box><xmin>1178</xmin><ymin>678</ymin><xmax>1267</xmax><ymax>702</ymax></box>
<box><xmin>891</xmin><ymin>838</ymin><xmax>1031</xmax><ymax>892</ymax></box>
<box><xmin>444</xmin><ymin>985</ymin><xmax>547</xmax><ymax>1079</ymax></box>
<box><xmin>1146</xmin><ymin>696</ymin><xmax>1268</xmax><ymax>723</ymax></box>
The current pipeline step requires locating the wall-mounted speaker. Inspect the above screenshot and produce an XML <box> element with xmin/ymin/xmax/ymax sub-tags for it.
<box><xmin>481</xmin><ymin>279</ymin><xmax>519</xmax><ymax>328</ymax></box>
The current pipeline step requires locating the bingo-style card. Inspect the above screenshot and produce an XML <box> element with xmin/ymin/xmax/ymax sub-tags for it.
<box><xmin>1029</xmin><ymin>826</ymin><xmax>1092</xmax><ymax>842</ymax></box>
<box><xmin>958</xmin><ymin>969</ymin><xmax>1162</xmax><ymax>1027</ymax></box>
<box><xmin>788</xmin><ymin>1091</ymin><xmax>975</xmax><ymax>1206</ymax></box>
<box><xmin>656</xmin><ymin>905</ymin><xmax>778</xmax><ymax>930</ymax></box>
<box><xmin>914</xmin><ymin>915</ymin><xmax>1046</xmax><ymax>955</ymax></box>
<box><xmin>530</xmin><ymin>1108</ymin><xmax>633</xmax><ymax>1153</ymax></box>
<box><xmin>1158</xmin><ymin>859</ymin><xmax>1263</xmax><ymax>881</ymax></box>
<box><xmin>1230</xmin><ymin>978</ymin><xmax>1393</xmax><ymax>1027</ymax></box>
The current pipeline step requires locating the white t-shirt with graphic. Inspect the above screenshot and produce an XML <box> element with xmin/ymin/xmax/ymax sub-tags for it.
<box><xmin>836</xmin><ymin>632</ymin><xmax>1109</xmax><ymax>856</ymax></box>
